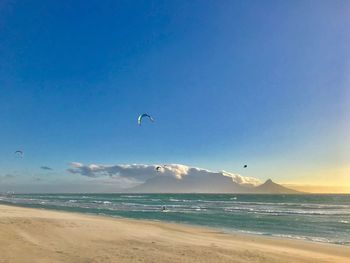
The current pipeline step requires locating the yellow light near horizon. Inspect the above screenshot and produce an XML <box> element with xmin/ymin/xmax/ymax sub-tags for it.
<box><xmin>282</xmin><ymin>165</ymin><xmax>350</xmax><ymax>193</ymax></box>
<box><xmin>284</xmin><ymin>184</ymin><xmax>350</xmax><ymax>194</ymax></box>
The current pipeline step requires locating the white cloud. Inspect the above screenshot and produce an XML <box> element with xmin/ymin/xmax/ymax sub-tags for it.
<box><xmin>221</xmin><ymin>171</ymin><xmax>261</xmax><ymax>186</ymax></box>
<box><xmin>70</xmin><ymin>162</ymin><xmax>84</xmax><ymax>168</ymax></box>
<box><xmin>67</xmin><ymin>163</ymin><xmax>261</xmax><ymax>187</ymax></box>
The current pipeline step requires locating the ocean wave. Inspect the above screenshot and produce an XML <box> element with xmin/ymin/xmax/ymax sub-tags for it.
<box><xmin>120</xmin><ymin>195</ymin><xmax>146</xmax><ymax>198</ymax></box>
<box><xmin>227</xmin><ymin>201</ymin><xmax>350</xmax><ymax>209</ymax></box>
<box><xmin>272</xmin><ymin>234</ymin><xmax>331</xmax><ymax>243</ymax></box>
<box><xmin>191</xmin><ymin>206</ymin><xmax>206</xmax><ymax>211</ymax></box>
<box><xmin>235</xmin><ymin>229</ymin><xmax>266</xmax><ymax>235</ymax></box>
<box><xmin>231</xmin><ymin>230</ymin><xmax>343</xmax><ymax>245</ymax></box>
<box><xmin>92</xmin><ymin>200</ymin><xmax>104</xmax><ymax>204</ymax></box>
<box><xmin>223</xmin><ymin>206</ymin><xmax>350</xmax><ymax>215</ymax></box>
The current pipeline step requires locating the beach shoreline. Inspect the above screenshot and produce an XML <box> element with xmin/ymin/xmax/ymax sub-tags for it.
<box><xmin>0</xmin><ymin>204</ymin><xmax>349</xmax><ymax>263</ymax></box>
<box><xmin>0</xmin><ymin>199</ymin><xmax>347</xmax><ymax>247</ymax></box>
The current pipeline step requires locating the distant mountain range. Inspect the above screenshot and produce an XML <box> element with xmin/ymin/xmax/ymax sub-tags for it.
<box><xmin>128</xmin><ymin>175</ymin><xmax>301</xmax><ymax>194</ymax></box>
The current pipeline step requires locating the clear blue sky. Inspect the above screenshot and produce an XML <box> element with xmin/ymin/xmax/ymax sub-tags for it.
<box><xmin>0</xmin><ymin>0</ymin><xmax>349</xmax><ymax>191</ymax></box>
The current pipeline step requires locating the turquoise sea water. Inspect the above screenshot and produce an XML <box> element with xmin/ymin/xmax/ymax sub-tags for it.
<box><xmin>1</xmin><ymin>194</ymin><xmax>349</xmax><ymax>245</ymax></box>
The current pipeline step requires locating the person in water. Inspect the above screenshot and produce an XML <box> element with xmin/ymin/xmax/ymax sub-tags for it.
<box><xmin>162</xmin><ymin>206</ymin><xmax>166</xmax><ymax>211</ymax></box>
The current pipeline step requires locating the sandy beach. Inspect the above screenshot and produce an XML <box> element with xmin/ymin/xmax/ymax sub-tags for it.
<box><xmin>0</xmin><ymin>204</ymin><xmax>349</xmax><ymax>263</ymax></box>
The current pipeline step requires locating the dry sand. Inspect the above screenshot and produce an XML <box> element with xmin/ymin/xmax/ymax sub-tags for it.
<box><xmin>0</xmin><ymin>204</ymin><xmax>349</xmax><ymax>263</ymax></box>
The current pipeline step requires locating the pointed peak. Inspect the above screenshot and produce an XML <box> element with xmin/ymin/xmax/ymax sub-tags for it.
<box><xmin>254</xmin><ymin>179</ymin><xmax>301</xmax><ymax>194</ymax></box>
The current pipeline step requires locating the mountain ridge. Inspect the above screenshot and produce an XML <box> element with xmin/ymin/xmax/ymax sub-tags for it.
<box><xmin>128</xmin><ymin>176</ymin><xmax>302</xmax><ymax>194</ymax></box>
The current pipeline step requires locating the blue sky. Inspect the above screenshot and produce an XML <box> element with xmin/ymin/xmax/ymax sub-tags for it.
<box><xmin>0</xmin><ymin>0</ymin><xmax>349</xmax><ymax>192</ymax></box>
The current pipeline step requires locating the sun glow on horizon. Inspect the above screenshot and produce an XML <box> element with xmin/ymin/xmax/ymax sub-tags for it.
<box><xmin>283</xmin><ymin>184</ymin><xmax>350</xmax><ymax>194</ymax></box>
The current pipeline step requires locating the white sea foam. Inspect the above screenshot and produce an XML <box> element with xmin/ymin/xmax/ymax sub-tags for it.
<box><xmin>120</xmin><ymin>195</ymin><xmax>145</xmax><ymax>198</ymax></box>
<box><xmin>273</xmin><ymin>234</ymin><xmax>331</xmax><ymax>244</ymax></box>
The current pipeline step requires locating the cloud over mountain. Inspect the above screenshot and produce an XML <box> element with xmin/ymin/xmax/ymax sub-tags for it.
<box><xmin>67</xmin><ymin>162</ymin><xmax>261</xmax><ymax>187</ymax></box>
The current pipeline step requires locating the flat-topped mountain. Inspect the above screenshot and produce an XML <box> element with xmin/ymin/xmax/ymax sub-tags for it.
<box><xmin>129</xmin><ymin>177</ymin><xmax>301</xmax><ymax>194</ymax></box>
<box><xmin>130</xmin><ymin>173</ymin><xmax>250</xmax><ymax>193</ymax></box>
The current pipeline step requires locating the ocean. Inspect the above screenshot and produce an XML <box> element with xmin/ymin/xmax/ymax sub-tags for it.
<box><xmin>0</xmin><ymin>193</ymin><xmax>349</xmax><ymax>246</ymax></box>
